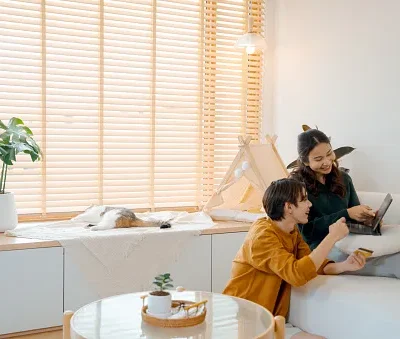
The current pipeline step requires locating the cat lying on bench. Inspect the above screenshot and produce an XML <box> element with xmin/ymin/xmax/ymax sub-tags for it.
<box><xmin>77</xmin><ymin>206</ymin><xmax>172</xmax><ymax>231</ymax></box>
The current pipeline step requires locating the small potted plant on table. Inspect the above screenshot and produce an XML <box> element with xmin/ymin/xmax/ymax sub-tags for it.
<box><xmin>147</xmin><ymin>273</ymin><xmax>174</xmax><ymax>318</ymax></box>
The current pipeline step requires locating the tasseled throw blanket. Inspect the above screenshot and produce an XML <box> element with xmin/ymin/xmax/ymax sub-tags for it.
<box><xmin>6</xmin><ymin>211</ymin><xmax>214</xmax><ymax>298</ymax></box>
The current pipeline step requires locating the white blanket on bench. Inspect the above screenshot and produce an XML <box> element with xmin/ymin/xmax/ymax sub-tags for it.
<box><xmin>6</xmin><ymin>211</ymin><xmax>214</xmax><ymax>298</ymax></box>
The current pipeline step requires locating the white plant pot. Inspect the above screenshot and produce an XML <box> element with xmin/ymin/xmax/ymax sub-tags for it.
<box><xmin>147</xmin><ymin>292</ymin><xmax>172</xmax><ymax>318</ymax></box>
<box><xmin>0</xmin><ymin>192</ymin><xmax>18</xmax><ymax>232</ymax></box>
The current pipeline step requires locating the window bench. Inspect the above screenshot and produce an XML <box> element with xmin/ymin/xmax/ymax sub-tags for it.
<box><xmin>0</xmin><ymin>221</ymin><xmax>250</xmax><ymax>337</ymax></box>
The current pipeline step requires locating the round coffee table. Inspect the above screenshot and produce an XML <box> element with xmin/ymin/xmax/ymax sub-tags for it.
<box><xmin>71</xmin><ymin>290</ymin><xmax>278</xmax><ymax>338</ymax></box>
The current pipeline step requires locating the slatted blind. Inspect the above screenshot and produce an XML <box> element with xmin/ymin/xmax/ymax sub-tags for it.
<box><xmin>0</xmin><ymin>0</ymin><xmax>264</xmax><ymax>219</ymax></box>
<box><xmin>201</xmin><ymin>0</ymin><xmax>265</xmax><ymax>204</ymax></box>
<box><xmin>0</xmin><ymin>0</ymin><xmax>43</xmax><ymax>214</ymax></box>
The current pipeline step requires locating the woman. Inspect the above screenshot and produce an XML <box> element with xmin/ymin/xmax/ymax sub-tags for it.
<box><xmin>291</xmin><ymin>129</ymin><xmax>399</xmax><ymax>278</ymax></box>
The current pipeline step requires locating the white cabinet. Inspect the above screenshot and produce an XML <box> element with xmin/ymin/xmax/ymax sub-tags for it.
<box><xmin>211</xmin><ymin>232</ymin><xmax>247</xmax><ymax>293</ymax></box>
<box><xmin>168</xmin><ymin>235</ymin><xmax>211</xmax><ymax>292</ymax></box>
<box><xmin>0</xmin><ymin>247</ymin><xmax>64</xmax><ymax>335</ymax></box>
<box><xmin>0</xmin><ymin>231</ymin><xmax>245</xmax><ymax>334</ymax></box>
<box><xmin>63</xmin><ymin>246</ymin><xmax>101</xmax><ymax>312</ymax></box>
<box><xmin>64</xmin><ymin>235</ymin><xmax>212</xmax><ymax>311</ymax></box>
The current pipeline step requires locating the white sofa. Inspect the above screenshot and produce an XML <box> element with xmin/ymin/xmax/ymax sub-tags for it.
<box><xmin>289</xmin><ymin>191</ymin><xmax>400</xmax><ymax>339</ymax></box>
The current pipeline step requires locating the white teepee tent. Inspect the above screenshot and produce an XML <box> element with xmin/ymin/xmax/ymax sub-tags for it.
<box><xmin>203</xmin><ymin>135</ymin><xmax>289</xmax><ymax>213</ymax></box>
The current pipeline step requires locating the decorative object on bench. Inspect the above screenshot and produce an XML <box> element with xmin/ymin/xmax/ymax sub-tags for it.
<box><xmin>286</xmin><ymin>124</ymin><xmax>355</xmax><ymax>171</ymax></box>
<box><xmin>203</xmin><ymin>135</ymin><xmax>288</xmax><ymax>217</ymax></box>
<box><xmin>0</xmin><ymin>117</ymin><xmax>41</xmax><ymax>232</ymax></box>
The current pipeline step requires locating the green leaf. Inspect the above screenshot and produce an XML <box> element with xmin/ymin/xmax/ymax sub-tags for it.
<box><xmin>3</xmin><ymin>155</ymin><xmax>14</xmax><ymax>166</ymax></box>
<box><xmin>164</xmin><ymin>284</ymin><xmax>173</xmax><ymax>288</ymax></box>
<box><xmin>21</xmin><ymin>126</ymin><xmax>33</xmax><ymax>135</ymax></box>
<box><xmin>0</xmin><ymin>132</ymin><xmax>10</xmax><ymax>144</ymax></box>
<box><xmin>29</xmin><ymin>152</ymin><xmax>39</xmax><ymax>162</ymax></box>
<box><xmin>15</xmin><ymin>143</ymin><xmax>32</xmax><ymax>153</ymax></box>
<box><xmin>8</xmin><ymin>117</ymin><xmax>24</xmax><ymax>128</ymax></box>
<box><xmin>286</xmin><ymin>159</ymin><xmax>298</xmax><ymax>170</ymax></box>
<box><xmin>334</xmin><ymin>146</ymin><xmax>355</xmax><ymax>160</ymax></box>
<box><xmin>0</xmin><ymin>117</ymin><xmax>42</xmax><ymax>188</ymax></box>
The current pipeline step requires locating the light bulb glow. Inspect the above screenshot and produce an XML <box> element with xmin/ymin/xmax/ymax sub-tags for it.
<box><xmin>246</xmin><ymin>46</ymin><xmax>256</xmax><ymax>54</ymax></box>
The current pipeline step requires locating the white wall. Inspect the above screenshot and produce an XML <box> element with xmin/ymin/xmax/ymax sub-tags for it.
<box><xmin>264</xmin><ymin>0</ymin><xmax>400</xmax><ymax>193</ymax></box>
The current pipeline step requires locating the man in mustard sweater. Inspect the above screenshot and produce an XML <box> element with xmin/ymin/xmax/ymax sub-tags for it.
<box><xmin>223</xmin><ymin>178</ymin><xmax>366</xmax><ymax>339</ymax></box>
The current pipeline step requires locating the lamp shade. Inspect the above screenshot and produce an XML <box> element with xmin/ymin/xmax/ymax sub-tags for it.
<box><xmin>235</xmin><ymin>32</ymin><xmax>266</xmax><ymax>53</ymax></box>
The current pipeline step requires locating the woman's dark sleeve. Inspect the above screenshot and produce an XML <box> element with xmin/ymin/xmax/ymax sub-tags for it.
<box><xmin>347</xmin><ymin>173</ymin><xmax>360</xmax><ymax>208</ymax></box>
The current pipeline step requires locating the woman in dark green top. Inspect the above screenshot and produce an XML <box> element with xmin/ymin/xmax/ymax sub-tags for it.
<box><xmin>291</xmin><ymin>129</ymin><xmax>399</xmax><ymax>278</ymax></box>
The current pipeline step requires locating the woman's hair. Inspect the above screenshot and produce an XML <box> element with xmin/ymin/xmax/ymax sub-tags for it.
<box><xmin>290</xmin><ymin>129</ymin><xmax>346</xmax><ymax>197</ymax></box>
<box><xmin>263</xmin><ymin>178</ymin><xmax>306</xmax><ymax>221</ymax></box>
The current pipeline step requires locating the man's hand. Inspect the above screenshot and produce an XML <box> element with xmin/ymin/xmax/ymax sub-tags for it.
<box><xmin>341</xmin><ymin>252</ymin><xmax>366</xmax><ymax>272</ymax></box>
<box><xmin>328</xmin><ymin>217</ymin><xmax>349</xmax><ymax>241</ymax></box>
<box><xmin>324</xmin><ymin>252</ymin><xmax>367</xmax><ymax>275</ymax></box>
<box><xmin>348</xmin><ymin>205</ymin><xmax>375</xmax><ymax>223</ymax></box>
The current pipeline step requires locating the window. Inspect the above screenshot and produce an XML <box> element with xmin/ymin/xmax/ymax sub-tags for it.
<box><xmin>0</xmin><ymin>0</ymin><xmax>265</xmax><ymax>220</ymax></box>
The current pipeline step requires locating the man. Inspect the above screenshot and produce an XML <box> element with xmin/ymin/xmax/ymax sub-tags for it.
<box><xmin>223</xmin><ymin>178</ymin><xmax>366</xmax><ymax>339</ymax></box>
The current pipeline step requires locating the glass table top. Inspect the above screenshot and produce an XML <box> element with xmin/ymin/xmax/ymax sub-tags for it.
<box><xmin>71</xmin><ymin>290</ymin><xmax>273</xmax><ymax>339</ymax></box>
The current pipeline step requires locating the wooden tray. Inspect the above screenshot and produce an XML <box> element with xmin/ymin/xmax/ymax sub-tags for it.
<box><xmin>141</xmin><ymin>299</ymin><xmax>207</xmax><ymax>328</ymax></box>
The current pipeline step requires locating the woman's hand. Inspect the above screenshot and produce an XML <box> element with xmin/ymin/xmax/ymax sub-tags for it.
<box><xmin>341</xmin><ymin>252</ymin><xmax>366</xmax><ymax>272</ymax></box>
<box><xmin>347</xmin><ymin>205</ymin><xmax>375</xmax><ymax>223</ymax></box>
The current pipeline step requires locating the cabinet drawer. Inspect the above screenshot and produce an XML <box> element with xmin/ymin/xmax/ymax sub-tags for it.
<box><xmin>0</xmin><ymin>247</ymin><xmax>63</xmax><ymax>335</ymax></box>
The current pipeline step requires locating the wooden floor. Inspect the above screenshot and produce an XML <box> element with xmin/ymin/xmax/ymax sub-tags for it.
<box><xmin>9</xmin><ymin>330</ymin><xmax>62</xmax><ymax>339</ymax></box>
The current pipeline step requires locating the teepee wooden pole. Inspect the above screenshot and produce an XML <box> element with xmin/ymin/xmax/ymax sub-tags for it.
<box><xmin>243</xmin><ymin>142</ymin><xmax>268</xmax><ymax>191</ymax></box>
<box><xmin>265</xmin><ymin>134</ymin><xmax>289</xmax><ymax>176</ymax></box>
<box><xmin>215</xmin><ymin>136</ymin><xmax>247</xmax><ymax>194</ymax></box>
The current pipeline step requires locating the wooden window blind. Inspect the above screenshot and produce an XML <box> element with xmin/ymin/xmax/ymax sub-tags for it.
<box><xmin>0</xmin><ymin>0</ymin><xmax>265</xmax><ymax>220</ymax></box>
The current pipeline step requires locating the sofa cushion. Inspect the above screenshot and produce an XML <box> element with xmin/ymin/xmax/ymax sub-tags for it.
<box><xmin>335</xmin><ymin>224</ymin><xmax>400</xmax><ymax>257</ymax></box>
<box><xmin>289</xmin><ymin>275</ymin><xmax>400</xmax><ymax>339</ymax></box>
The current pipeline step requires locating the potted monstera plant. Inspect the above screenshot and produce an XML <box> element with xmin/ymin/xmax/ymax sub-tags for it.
<box><xmin>147</xmin><ymin>273</ymin><xmax>174</xmax><ymax>318</ymax></box>
<box><xmin>0</xmin><ymin>118</ymin><xmax>42</xmax><ymax>232</ymax></box>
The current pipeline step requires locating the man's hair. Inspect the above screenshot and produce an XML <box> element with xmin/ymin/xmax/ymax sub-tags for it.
<box><xmin>262</xmin><ymin>178</ymin><xmax>306</xmax><ymax>221</ymax></box>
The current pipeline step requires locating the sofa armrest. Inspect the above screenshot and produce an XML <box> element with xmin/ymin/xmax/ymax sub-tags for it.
<box><xmin>289</xmin><ymin>275</ymin><xmax>400</xmax><ymax>339</ymax></box>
